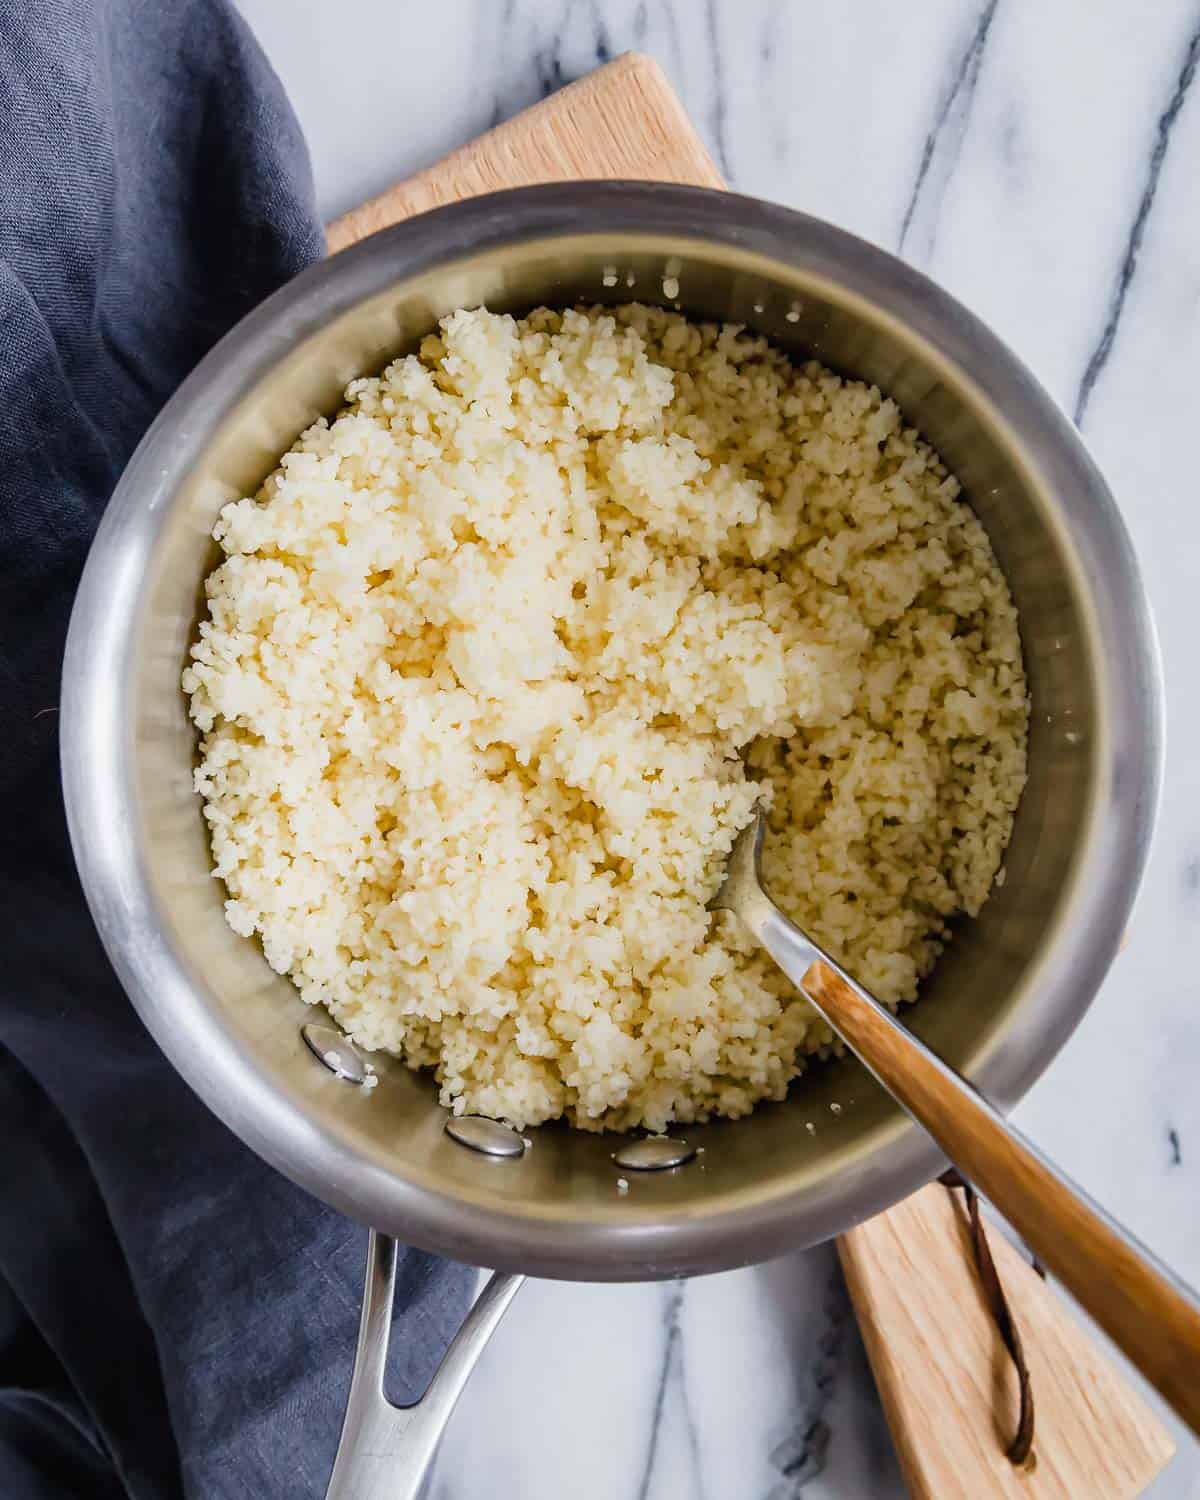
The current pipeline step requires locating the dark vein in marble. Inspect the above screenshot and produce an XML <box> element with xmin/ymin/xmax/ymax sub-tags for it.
<box><xmin>1074</xmin><ymin>15</ymin><xmax>1200</xmax><ymax>426</ymax></box>
<box><xmin>485</xmin><ymin>0</ymin><xmax>519</xmax><ymax>127</ymax></box>
<box><xmin>1169</xmin><ymin>1126</ymin><xmax>1183</xmax><ymax>1167</ymax></box>
<box><xmin>760</xmin><ymin>0</ymin><xmax>788</xmax><ymax>163</ymax></box>
<box><xmin>634</xmin><ymin>1281</ymin><xmax>706</xmax><ymax>1500</ymax></box>
<box><xmin>897</xmin><ymin>0</ymin><xmax>999</xmax><ymax>257</ymax></box>
<box><xmin>633</xmin><ymin>1287</ymin><xmax>680</xmax><ymax>1500</ymax></box>
<box><xmin>532</xmin><ymin>45</ymin><xmax>568</xmax><ymax>99</ymax></box>
<box><xmin>586</xmin><ymin>0</ymin><xmax>612</xmax><ymax>64</ymax></box>
<box><xmin>765</xmin><ymin>1263</ymin><xmax>852</xmax><ymax>1498</ymax></box>
<box><xmin>530</xmin><ymin>0</ymin><xmax>573</xmax><ymax>102</ymax></box>
<box><xmin>488</xmin><ymin>0</ymin><xmax>574</xmax><ymax>120</ymax></box>
<box><xmin>658</xmin><ymin>0</ymin><xmax>686</xmax><ymax>84</ymax></box>
<box><xmin>703</xmin><ymin>0</ymin><xmax>733</xmax><ymax>180</ymax></box>
<box><xmin>633</xmin><ymin>0</ymin><xmax>649</xmax><ymax>44</ymax></box>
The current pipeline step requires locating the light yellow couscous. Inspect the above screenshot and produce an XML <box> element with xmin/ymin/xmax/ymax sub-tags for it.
<box><xmin>183</xmin><ymin>305</ymin><xmax>1028</xmax><ymax>1132</ymax></box>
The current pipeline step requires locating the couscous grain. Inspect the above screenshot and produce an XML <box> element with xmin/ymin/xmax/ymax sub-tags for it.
<box><xmin>183</xmin><ymin>305</ymin><xmax>1028</xmax><ymax>1132</ymax></box>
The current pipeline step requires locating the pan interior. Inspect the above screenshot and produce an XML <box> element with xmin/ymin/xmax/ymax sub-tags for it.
<box><xmin>127</xmin><ymin>228</ymin><xmax>1101</xmax><ymax>1276</ymax></box>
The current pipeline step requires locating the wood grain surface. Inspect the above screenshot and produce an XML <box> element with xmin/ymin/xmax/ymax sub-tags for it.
<box><xmin>327</xmin><ymin>52</ymin><xmax>722</xmax><ymax>252</ymax></box>
<box><xmin>805</xmin><ymin>957</ymin><xmax>1199</xmax><ymax>1446</ymax></box>
<box><xmin>329</xmin><ymin>52</ymin><xmax>1177</xmax><ymax>1498</ymax></box>
<box><xmin>840</xmin><ymin>1184</ymin><xmax>1176</xmax><ymax>1499</ymax></box>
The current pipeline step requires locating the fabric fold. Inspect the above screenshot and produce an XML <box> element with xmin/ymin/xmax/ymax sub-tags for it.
<box><xmin>0</xmin><ymin>2</ymin><xmax>474</xmax><ymax>1494</ymax></box>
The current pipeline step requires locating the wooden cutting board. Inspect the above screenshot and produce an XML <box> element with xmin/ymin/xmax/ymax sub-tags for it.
<box><xmin>326</xmin><ymin>52</ymin><xmax>721</xmax><ymax>252</ymax></box>
<box><xmin>840</xmin><ymin>1183</ymin><xmax>1175</xmax><ymax>1498</ymax></box>
<box><xmin>326</xmin><ymin>52</ymin><xmax>1175</xmax><ymax>1499</ymax></box>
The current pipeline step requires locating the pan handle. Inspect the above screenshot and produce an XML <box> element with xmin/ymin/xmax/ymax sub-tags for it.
<box><xmin>326</xmin><ymin>1231</ymin><xmax>524</xmax><ymax>1500</ymax></box>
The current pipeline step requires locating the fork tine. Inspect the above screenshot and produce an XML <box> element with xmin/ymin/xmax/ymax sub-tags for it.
<box><xmin>708</xmin><ymin>807</ymin><xmax>766</xmax><ymax>912</ymax></box>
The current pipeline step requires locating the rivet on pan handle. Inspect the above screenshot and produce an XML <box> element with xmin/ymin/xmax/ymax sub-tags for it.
<box><xmin>326</xmin><ymin>1232</ymin><xmax>524</xmax><ymax>1500</ymax></box>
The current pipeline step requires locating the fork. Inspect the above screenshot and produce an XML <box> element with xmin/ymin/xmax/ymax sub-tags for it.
<box><xmin>711</xmin><ymin>808</ymin><xmax>1200</xmax><ymax>1434</ymax></box>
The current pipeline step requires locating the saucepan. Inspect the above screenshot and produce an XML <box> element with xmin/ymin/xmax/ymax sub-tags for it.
<box><xmin>60</xmin><ymin>184</ymin><xmax>1163</xmax><ymax>1497</ymax></box>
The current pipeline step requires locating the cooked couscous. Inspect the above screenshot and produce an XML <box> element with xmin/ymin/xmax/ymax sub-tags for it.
<box><xmin>183</xmin><ymin>305</ymin><xmax>1028</xmax><ymax>1132</ymax></box>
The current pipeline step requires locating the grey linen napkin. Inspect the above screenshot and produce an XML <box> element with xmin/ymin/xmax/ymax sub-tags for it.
<box><xmin>0</xmin><ymin>1</ymin><xmax>474</xmax><ymax>1494</ymax></box>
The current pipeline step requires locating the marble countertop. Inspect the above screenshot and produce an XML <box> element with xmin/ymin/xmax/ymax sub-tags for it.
<box><xmin>239</xmin><ymin>2</ymin><xmax>1200</xmax><ymax>1494</ymax></box>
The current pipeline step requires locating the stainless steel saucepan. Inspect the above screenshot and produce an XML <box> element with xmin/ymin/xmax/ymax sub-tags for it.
<box><xmin>61</xmin><ymin>184</ymin><xmax>1163</xmax><ymax>1498</ymax></box>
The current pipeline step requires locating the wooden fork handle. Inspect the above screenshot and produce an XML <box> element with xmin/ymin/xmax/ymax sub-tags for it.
<box><xmin>799</xmin><ymin>956</ymin><xmax>1200</xmax><ymax>1432</ymax></box>
<box><xmin>746</xmin><ymin>885</ymin><xmax>1200</xmax><ymax>1432</ymax></box>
